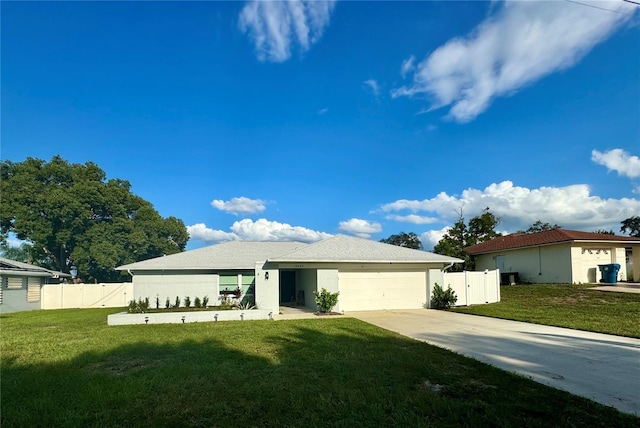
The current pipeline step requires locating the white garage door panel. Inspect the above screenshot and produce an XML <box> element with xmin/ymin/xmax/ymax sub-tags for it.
<box><xmin>338</xmin><ymin>271</ymin><xmax>426</xmax><ymax>311</ymax></box>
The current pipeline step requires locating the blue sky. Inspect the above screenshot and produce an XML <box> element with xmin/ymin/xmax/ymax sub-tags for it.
<box><xmin>3</xmin><ymin>0</ymin><xmax>640</xmax><ymax>250</ymax></box>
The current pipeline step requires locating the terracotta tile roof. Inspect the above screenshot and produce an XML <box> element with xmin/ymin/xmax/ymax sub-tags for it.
<box><xmin>465</xmin><ymin>229</ymin><xmax>640</xmax><ymax>255</ymax></box>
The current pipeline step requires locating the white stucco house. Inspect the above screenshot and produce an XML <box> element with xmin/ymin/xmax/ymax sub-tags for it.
<box><xmin>0</xmin><ymin>257</ymin><xmax>71</xmax><ymax>313</ymax></box>
<box><xmin>465</xmin><ymin>229</ymin><xmax>640</xmax><ymax>284</ymax></box>
<box><xmin>116</xmin><ymin>235</ymin><xmax>463</xmax><ymax>313</ymax></box>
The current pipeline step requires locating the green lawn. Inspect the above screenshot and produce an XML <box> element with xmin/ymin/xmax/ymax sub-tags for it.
<box><xmin>1</xmin><ymin>309</ymin><xmax>638</xmax><ymax>427</ymax></box>
<box><xmin>452</xmin><ymin>284</ymin><xmax>640</xmax><ymax>338</ymax></box>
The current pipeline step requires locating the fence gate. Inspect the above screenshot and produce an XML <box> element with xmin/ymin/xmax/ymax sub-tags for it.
<box><xmin>442</xmin><ymin>270</ymin><xmax>500</xmax><ymax>306</ymax></box>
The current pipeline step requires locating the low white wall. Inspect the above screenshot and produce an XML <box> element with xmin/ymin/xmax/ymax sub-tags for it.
<box><xmin>107</xmin><ymin>309</ymin><xmax>274</xmax><ymax>325</ymax></box>
<box><xmin>42</xmin><ymin>283</ymin><xmax>133</xmax><ymax>309</ymax></box>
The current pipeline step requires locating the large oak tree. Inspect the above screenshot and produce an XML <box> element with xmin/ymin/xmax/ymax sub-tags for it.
<box><xmin>0</xmin><ymin>156</ymin><xmax>188</xmax><ymax>282</ymax></box>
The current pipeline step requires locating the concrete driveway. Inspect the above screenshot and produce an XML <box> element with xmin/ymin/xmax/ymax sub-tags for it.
<box><xmin>350</xmin><ymin>310</ymin><xmax>640</xmax><ymax>416</ymax></box>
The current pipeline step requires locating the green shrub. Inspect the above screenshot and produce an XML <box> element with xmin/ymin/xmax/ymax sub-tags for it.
<box><xmin>184</xmin><ymin>296</ymin><xmax>191</xmax><ymax>308</ymax></box>
<box><xmin>313</xmin><ymin>288</ymin><xmax>340</xmax><ymax>313</ymax></box>
<box><xmin>235</xmin><ymin>300</ymin><xmax>257</xmax><ymax>310</ymax></box>
<box><xmin>431</xmin><ymin>283</ymin><xmax>457</xmax><ymax>309</ymax></box>
<box><xmin>127</xmin><ymin>298</ymin><xmax>150</xmax><ymax>313</ymax></box>
<box><xmin>165</xmin><ymin>297</ymin><xmax>170</xmax><ymax>309</ymax></box>
<box><xmin>173</xmin><ymin>296</ymin><xmax>181</xmax><ymax>308</ymax></box>
<box><xmin>155</xmin><ymin>297</ymin><xmax>160</xmax><ymax>309</ymax></box>
<box><xmin>194</xmin><ymin>297</ymin><xmax>202</xmax><ymax>308</ymax></box>
<box><xmin>202</xmin><ymin>295</ymin><xmax>209</xmax><ymax>307</ymax></box>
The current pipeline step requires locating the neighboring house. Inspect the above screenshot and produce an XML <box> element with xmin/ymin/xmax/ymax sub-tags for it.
<box><xmin>117</xmin><ymin>235</ymin><xmax>463</xmax><ymax>313</ymax></box>
<box><xmin>465</xmin><ymin>229</ymin><xmax>640</xmax><ymax>284</ymax></box>
<box><xmin>0</xmin><ymin>258</ymin><xmax>71</xmax><ymax>313</ymax></box>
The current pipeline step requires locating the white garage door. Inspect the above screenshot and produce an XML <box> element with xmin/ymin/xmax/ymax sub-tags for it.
<box><xmin>338</xmin><ymin>270</ymin><xmax>427</xmax><ymax>311</ymax></box>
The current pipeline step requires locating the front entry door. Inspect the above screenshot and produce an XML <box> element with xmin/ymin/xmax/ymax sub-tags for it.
<box><xmin>280</xmin><ymin>271</ymin><xmax>296</xmax><ymax>303</ymax></box>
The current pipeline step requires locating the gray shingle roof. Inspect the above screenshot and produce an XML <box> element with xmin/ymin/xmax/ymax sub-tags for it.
<box><xmin>117</xmin><ymin>241</ymin><xmax>308</xmax><ymax>271</ymax></box>
<box><xmin>0</xmin><ymin>257</ymin><xmax>71</xmax><ymax>278</ymax></box>
<box><xmin>269</xmin><ymin>235</ymin><xmax>463</xmax><ymax>264</ymax></box>
<box><xmin>117</xmin><ymin>235</ymin><xmax>463</xmax><ymax>272</ymax></box>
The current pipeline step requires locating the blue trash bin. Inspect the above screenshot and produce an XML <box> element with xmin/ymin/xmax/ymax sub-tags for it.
<box><xmin>598</xmin><ymin>264</ymin><xmax>621</xmax><ymax>284</ymax></box>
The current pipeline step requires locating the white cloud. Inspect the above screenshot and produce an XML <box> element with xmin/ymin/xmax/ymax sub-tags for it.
<box><xmin>400</xmin><ymin>55</ymin><xmax>415</xmax><ymax>79</ymax></box>
<box><xmin>239</xmin><ymin>0</ymin><xmax>336</xmax><ymax>62</ymax></box>
<box><xmin>188</xmin><ymin>219</ymin><xmax>332</xmax><ymax>244</ymax></box>
<box><xmin>187</xmin><ymin>223</ymin><xmax>239</xmax><ymax>243</ymax></box>
<box><xmin>231</xmin><ymin>218</ymin><xmax>332</xmax><ymax>242</ymax></box>
<box><xmin>380</xmin><ymin>180</ymin><xmax>640</xmax><ymax>232</ymax></box>
<box><xmin>592</xmin><ymin>148</ymin><xmax>640</xmax><ymax>178</ymax></box>
<box><xmin>385</xmin><ymin>214</ymin><xmax>438</xmax><ymax>225</ymax></box>
<box><xmin>363</xmin><ymin>79</ymin><xmax>380</xmax><ymax>97</ymax></box>
<box><xmin>338</xmin><ymin>218</ymin><xmax>382</xmax><ymax>238</ymax></box>
<box><xmin>211</xmin><ymin>197</ymin><xmax>266</xmax><ymax>215</ymax></box>
<box><xmin>420</xmin><ymin>227</ymin><xmax>450</xmax><ymax>251</ymax></box>
<box><xmin>317</xmin><ymin>107</ymin><xmax>329</xmax><ymax>115</ymax></box>
<box><xmin>392</xmin><ymin>1</ymin><xmax>635</xmax><ymax>122</ymax></box>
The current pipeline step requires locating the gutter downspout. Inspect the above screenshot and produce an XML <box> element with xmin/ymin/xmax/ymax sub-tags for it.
<box><xmin>126</xmin><ymin>269</ymin><xmax>134</xmax><ymax>306</ymax></box>
<box><xmin>442</xmin><ymin>262</ymin><xmax>455</xmax><ymax>272</ymax></box>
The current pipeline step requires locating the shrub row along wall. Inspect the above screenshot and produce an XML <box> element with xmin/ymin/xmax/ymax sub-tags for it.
<box><xmin>42</xmin><ymin>283</ymin><xmax>133</xmax><ymax>309</ymax></box>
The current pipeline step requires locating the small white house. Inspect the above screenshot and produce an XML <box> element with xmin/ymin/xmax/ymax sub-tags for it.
<box><xmin>465</xmin><ymin>229</ymin><xmax>640</xmax><ymax>284</ymax></box>
<box><xmin>117</xmin><ymin>235</ymin><xmax>463</xmax><ymax>313</ymax></box>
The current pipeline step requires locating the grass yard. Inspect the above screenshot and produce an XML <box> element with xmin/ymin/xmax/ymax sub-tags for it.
<box><xmin>1</xmin><ymin>309</ymin><xmax>638</xmax><ymax>427</ymax></box>
<box><xmin>452</xmin><ymin>284</ymin><xmax>640</xmax><ymax>338</ymax></box>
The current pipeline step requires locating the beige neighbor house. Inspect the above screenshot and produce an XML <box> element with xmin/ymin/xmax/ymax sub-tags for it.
<box><xmin>465</xmin><ymin>229</ymin><xmax>640</xmax><ymax>284</ymax></box>
<box><xmin>117</xmin><ymin>235</ymin><xmax>463</xmax><ymax>313</ymax></box>
<box><xmin>0</xmin><ymin>257</ymin><xmax>71</xmax><ymax>313</ymax></box>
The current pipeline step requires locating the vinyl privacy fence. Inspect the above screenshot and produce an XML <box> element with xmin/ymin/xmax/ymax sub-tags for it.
<box><xmin>442</xmin><ymin>270</ymin><xmax>500</xmax><ymax>306</ymax></box>
<box><xmin>42</xmin><ymin>283</ymin><xmax>133</xmax><ymax>310</ymax></box>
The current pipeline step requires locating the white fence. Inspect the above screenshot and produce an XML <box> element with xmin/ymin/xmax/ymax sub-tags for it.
<box><xmin>442</xmin><ymin>270</ymin><xmax>500</xmax><ymax>306</ymax></box>
<box><xmin>42</xmin><ymin>283</ymin><xmax>133</xmax><ymax>310</ymax></box>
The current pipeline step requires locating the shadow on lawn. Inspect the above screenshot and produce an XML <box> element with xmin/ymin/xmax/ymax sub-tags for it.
<box><xmin>2</xmin><ymin>319</ymin><xmax>638</xmax><ymax>427</ymax></box>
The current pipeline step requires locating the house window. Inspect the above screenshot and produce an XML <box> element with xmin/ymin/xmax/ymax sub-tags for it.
<box><xmin>241</xmin><ymin>274</ymin><xmax>255</xmax><ymax>295</ymax></box>
<box><xmin>27</xmin><ymin>277</ymin><xmax>41</xmax><ymax>303</ymax></box>
<box><xmin>219</xmin><ymin>274</ymin><xmax>239</xmax><ymax>294</ymax></box>
<box><xmin>6</xmin><ymin>277</ymin><xmax>23</xmax><ymax>289</ymax></box>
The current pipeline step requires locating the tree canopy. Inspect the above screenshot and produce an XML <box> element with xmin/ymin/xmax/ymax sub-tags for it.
<box><xmin>433</xmin><ymin>207</ymin><xmax>501</xmax><ymax>270</ymax></box>
<box><xmin>519</xmin><ymin>220</ymin><xmax>561</xmax><ymax>234</ymax></box>
<box><xmin>0</xmin><ymin>156</ymin><xmax>188</xmax><ymax>282</ymax></box>
<box><xmin>620</xmin><ymin>216</ymin><xmax>640</xmax><ymax>237</ymax></box>
<box><xmin>379</xmin><ymin>232</ymin><xmax>423</xmax><ymax>250</ymax></box>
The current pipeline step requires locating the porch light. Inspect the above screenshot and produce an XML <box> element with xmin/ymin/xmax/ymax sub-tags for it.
<box><xmin>265</xmin><ymin>272</ymin><xmax>269</xmax><ymax>280</ymax></box>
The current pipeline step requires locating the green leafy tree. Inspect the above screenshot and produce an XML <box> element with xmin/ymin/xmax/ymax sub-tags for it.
<box><xmin>379</xmin><ymin>232</ymin><xmax>423</xmax><ymax>250</ymax></box>
<box><xmin>433</xmin><ymin>207</ymin><xmax>502</xmax><ymax>270</ymax></box>
<box><xmin>521</xmin><ymin>220</ymin><xmax>561</xmax><ymax>234</ymax></box>
<box><xmin>593</xmin><ymin>229</ymin><xmax>614</xmax><ymax>235</ymax></box>
<box><xmin>0</xmin><ymin>242</ymin><xmax>34</xmax><ymax>263</ymax></box>
<box><xmin>466</xmin><ymin>207</ymin><xmax>502</xmax><ymax>246</ymax></box>
<box><xmin>0</xmin><ymin>156</ymin><xmax>188</xmax><ymax>282</ymax></box>
<box><xmin>620</xmin><ymin>216</ymin><xmax>640</xmax><ymax>237</ymax></box>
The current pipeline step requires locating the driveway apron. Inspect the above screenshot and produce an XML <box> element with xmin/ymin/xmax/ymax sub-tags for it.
<box><xmin>350</xmin><ymin>310</ymin><xmax>640</xmax><ymax>416</ymax></box>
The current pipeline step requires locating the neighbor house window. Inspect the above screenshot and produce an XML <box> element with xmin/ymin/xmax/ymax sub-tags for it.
<box><xmin>6</xmin><ymin>277</ymin><xmax>23</xmax><ymax>289</ymax></box>
<box><xmin>27</xmin><ymin>277</ymin><xmax>41</xmax><ymax>303</ymax></box>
